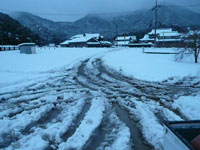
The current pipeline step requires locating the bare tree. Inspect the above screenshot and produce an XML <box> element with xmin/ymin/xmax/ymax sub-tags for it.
<box><xmin>175</xmin><ymin>31</ymin><xmax>200</xmax><ymax>63</ymax></box>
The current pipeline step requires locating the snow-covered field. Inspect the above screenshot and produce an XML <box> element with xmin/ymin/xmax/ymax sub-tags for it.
<box><xmin>0</xmin><ymin>47</ymin><xmax>200</xmax><ymax>150</ymax></box>
<box><xmin>0</xmin><ymin>47</ymin><xmax>109</xmax><ymax>88</ymax></box>
<box><xmin>103</xmin><ymin>48</ymin><xmax>200</xmax><ymax>82</ymax></box>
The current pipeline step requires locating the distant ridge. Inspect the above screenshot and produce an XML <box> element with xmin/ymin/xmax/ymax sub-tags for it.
<box><xmin>0</xmin><ymin>12</ymin><xmax>41</xmax><ymax>45</ymax></box>
<box><xmin>8</xmin><ymin>5</ymin><xmax>200</xmax><ymax>43</ymax></box>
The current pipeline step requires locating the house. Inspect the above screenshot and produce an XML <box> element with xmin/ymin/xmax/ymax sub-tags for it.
<box><xmin>115</xmin><ymin>35</ymin><xmax>137</xmax><ymax>47</ymax></box>
<box><xmin>140</xmin><ymin>28</ymin><xmax>184</xmax><ymax>47</ymax></box>
<box><xmin>19</xmin><ymin>43</ymin><xmax>36</xmax><ymax>54</ymax></box>
<box><xmin>60</xmin><ymin>33</ymin><xmax>105</xmax><ymax>48</ymax></box>
<box><xmin>99</xmin><ymin>41</ymin><xmax>112</xmax><ymax>47</ymax></box>
<box><xmin>164</xmin><ymin>120</ymin><xmax>200</xmax><ymax>150</ymax></box>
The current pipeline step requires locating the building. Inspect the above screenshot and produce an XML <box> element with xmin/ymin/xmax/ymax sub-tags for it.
<box><xmin>140</xmin><ymin>28</ymin><xmax>184</xmax><ymax>47</ymax></box>
<box><xmin>115</xmin><ymin>35</ymin><xmax>137</xmax><ymax>47</ymax></box>
<box><xmin>60</xmin><ymin>33</ymin><xmax>108</xmax><ymax>48</ymax></box>
<box><xmin>99</xmin><ymin>41</ymin><xmax>112</xmax><ymax>47</ymax></box>
<box><xmin>19</xmin><ymin>43</ymin><xmax>36</xmax><ymax>54</ymax></box>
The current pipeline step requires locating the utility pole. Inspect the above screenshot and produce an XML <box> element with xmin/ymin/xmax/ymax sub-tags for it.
<box><xmin>116</xmin><ymin>24</ymin><xmax>118</xmax><ymax>47</ymax></box>
<box><xmin>154</xmin><ymin>0</ymin><xmax>158</xmax><ymax>44</ymax></box>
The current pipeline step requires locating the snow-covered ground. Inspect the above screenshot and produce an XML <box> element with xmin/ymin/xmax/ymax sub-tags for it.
<box><xmin>0</xmin><ymin>47</ymin><xmax>200</xmax><ymax>150</ymax></box>
<box><xmin>172</xmin><ymin>94</ymin><xmax>200</xmax><ymax>120</ymax></box>
<box><xmin>0</xmin><ymin>47</ymin><xmax>109</xmax><ymax>88</ymax></box>
<box><xmin>103</xmin><ymin>48</ymin><xmax>200</xmax><ymax>82</ymax></box>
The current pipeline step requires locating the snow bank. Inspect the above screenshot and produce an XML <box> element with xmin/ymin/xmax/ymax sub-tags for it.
<box><xmin>59</xmin><ymin>97</ymin><xmax>105</xmax><ymax>150</ymax></box>
<box><xmin>103</xmin><ymin>48</ymin><xmax>200</xmax><ymax>82</ymax></box>
<box><xmin>172</xmin><ymin>95</ymin><xmax>200</xmax><ymax>120</ymax></box>
<box><xmin>0</xmin><ymin>47</ymin><xmax>109</xmax><ymax>87</ymax></box>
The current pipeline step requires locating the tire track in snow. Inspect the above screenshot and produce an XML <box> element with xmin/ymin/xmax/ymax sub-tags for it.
<box><xmin>73</xmin><ymin>56</ymin><xmax>200</xmax><ymax>149</ymax></box>
<box><xmin>74</xmin><ymin>58</ymin><xmax>151</xmax><ymax>149</ymax></box>
<box><xmin>0</xmin><ymin>68</ymin><xmax>90</xmax><ymax>149</ymax></box>
<box><xmin>58</xmin><ymin>97</ymin><xmax>105</xmax><ymax>150</ymax></box>
<box><xmin>113</xmin><ymin>103</ymin><xmax>151</xmax><ymax>150</ymax></box>
<box><xmin>1</xmin><ymin>51</ymin><xmax>199</xmax><ymax>150</ymax></box>
<box><xmin>95</xmin><ymin>59</ymin><xmax>193</xmax><ymax>120</ymax></box>
<box><xmin>61</xmin><ymin>99</ymin><xmax>91</xmax><ymax>142</ymax></box>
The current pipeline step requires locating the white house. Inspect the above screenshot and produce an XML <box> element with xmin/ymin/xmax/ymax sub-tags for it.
<box><xmin>115</xmin><ymin>35</ymin><xmax>137</xmax><ymax>46</ymax></box>
<box><xmin>140</xmin><ymin>28</ymin><xmax>183</xmax><ymax>47</ymax></box>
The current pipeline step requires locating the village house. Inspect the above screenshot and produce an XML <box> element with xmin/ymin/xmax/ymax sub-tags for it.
<box><xmin>60</xmin><ymin>33</ymin><xmax>111</xmax><ymax>48</ymax></box>
<box><xmin>140</xmin><ymin>28</ymin><xmax>184</xmax><ymax>47</ymax></box>
<box><xmin>114</xmin><ymin>35</ymin><xmax>137</xmax><ymax>47</ymax></box>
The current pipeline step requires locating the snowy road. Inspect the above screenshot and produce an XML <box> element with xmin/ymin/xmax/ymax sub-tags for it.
<box><xmin>0</xmin><ymin>50</ymin><xmax>200</xmax><ymax>150</ymax></box>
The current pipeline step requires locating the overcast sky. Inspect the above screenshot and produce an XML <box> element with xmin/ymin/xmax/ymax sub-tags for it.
<box><xmin>0</xmin><ymin>0</ymin><xmax>200</xmax><ymax>22</ymax></box>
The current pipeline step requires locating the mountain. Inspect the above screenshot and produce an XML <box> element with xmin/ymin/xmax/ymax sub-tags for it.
<box><xmin>9</xmin><ymin>12</ymin><xmax>70</xmax><ymax>44</ymax></box>
<box><xmin>0</xmin><ymin>13</ymin><xmax>41</xmax><ymax>45</ymax></box>
<box><xmin>67</xmin><ymin>6</ymin><xmax>200</xmax><ymax>38</ymax></box>
<box><xmin>8</xmin><ymin>6</ymin><xmax>200</xmax><ymax>42</ymax></box>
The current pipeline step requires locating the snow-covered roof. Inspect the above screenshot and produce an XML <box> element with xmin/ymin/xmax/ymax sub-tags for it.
<box><xmin>60</xmin><ymin>40</ymin><xmax>70</xmax><ymax>45</ymax></box>
<box><xmin>159</xmin><ymin>31</ymin><xmax>181</xmax><ymax>37</ymax></box>
<box><xmin>157</xmin><ymin>39</ymin><xmax>182</xmax><ymax>42</ymax></box>
<box><xmin>140</xmin><ymin>35</ymin><xmax>149</xmax><ymax>41</ymax></box>
<box><xmin>70</xmin><ymin>37</ymin><xmax>97</xmax><ymax>43</ymax></box>
<box><xmin>18</xmin><ymin>43</ymin><xmax>36</xmax><ymax>47</ymax></box>
<box><xmin>100</xmin><ymin>41</ymin><xmax>112</xmax><ymax>45</ymax></box>
<box><xmin>140</xmin><ymin>35</ymin><xmax>157</xmax><ymax>41</ymax></box>
<box><xmin>71</xmin><ymin>33</ymin><xmax>103</xmax><ymax>40</ymax></box>
<box><xmin>149</xmin><ymin>28</ymin><xmax>173</xmax><ymax>35</ymax></box>
<box><xmin>61</xmin><ymin>33</ymin><xmax>103</xmax><ymax>45</ymax></box>
<box><xmin>116</xmin><ymin>36</ymin><xmax>136</xmax><ymax>41</ymax></box>
<box><xmin>87</xmin><ymin>42</ymin><xmax>100</xmax><ymax>45</ymax></box>
<box><xmin>149</xmin><ymin>29</ymin><xmax>181</xmax><ymax>37</ymax></box>
<box><xmin>61</xmin><ymin>37</ymin><xmax>98</xmax><ymax>45</ymax></box>
<box><xmin>141</xmin><ymin>29</ymin><xmax>181</xmax><ymax>42</ymax></box>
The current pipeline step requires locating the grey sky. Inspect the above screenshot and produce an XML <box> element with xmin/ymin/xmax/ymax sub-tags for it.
<box><xmin>0</xmin><ymin>0</ymin><xmax>200</xmax><ymax>22</ymax></box>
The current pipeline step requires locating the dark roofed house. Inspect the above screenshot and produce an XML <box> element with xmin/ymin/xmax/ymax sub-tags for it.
<box><xmin>60</xmin><ymin>33</ymin><xmax>105</xmax><ymax>48</ymax></box>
